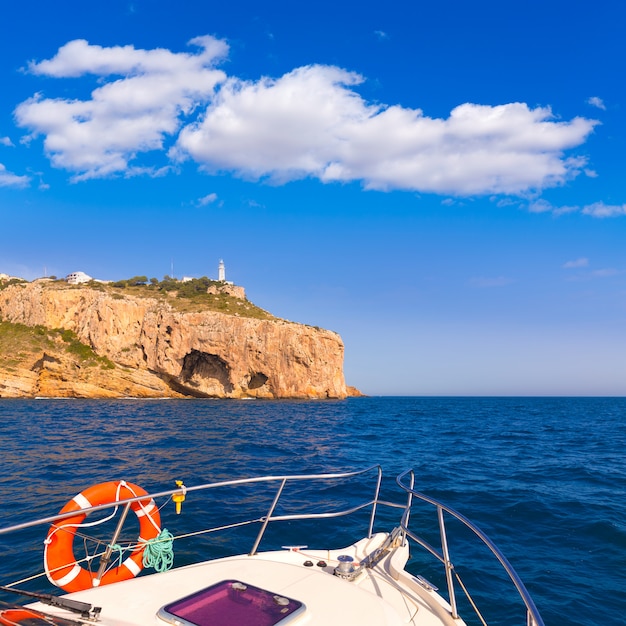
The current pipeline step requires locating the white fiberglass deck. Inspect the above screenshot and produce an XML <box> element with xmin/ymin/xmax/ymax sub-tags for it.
<box><xmin>28</xmin><ymin>535</ymin><xmax>464</xmax><ymax>626</ymax></box>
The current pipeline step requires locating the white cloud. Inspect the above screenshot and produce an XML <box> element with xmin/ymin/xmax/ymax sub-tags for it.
<box><xmin>527</xmin><ymin>199</ymin><xmax>552</xmax><ymax>213</ymax></box>
<box><xmin>581</xmin><ymin>202</ymin><xmax>626</xmax><ymax>218</ymax></box>
<box><xmin>563</xmin><ymin>257</ymin><xmax>589</xmax><ymax>269</ymax></box>
<box><xmin>587</xmin><ymin>96</ymin><xmax>606</xmax><ymax>110</ymax></box>
<box><xmin>527</xmin><ymin>199</ymin><xmax>626</xmax><ymax>218</ymax></box>
<box><xmin>25</xmin><ymin>36</ymin><xmax>228</xmax><ymax>78</ymax></box>
<box><xmin>590</xmin><ymin>268</ymin><xmax>622</xmax><ymax>278</ymax></box>
<box><xmin>15</xmin><ymin>38</ymin><xmax>599</xmax><ymax>196</ymax></box>
<box><xmin>15</xmin><ymin>37</ymin><xmax>227</xmax><ymax>180</ymax></box>
<box><xmin>0</xmin><ymin>137</ymin><xmax>14</xmax><ymax>147</ymax></box>
<box><xmin>0</xmin><ymin>163</ymin><xmax>30</xmax><ymax>187</ymax></box>
<box><xmin>125</xmin><ymin>165</ymin><xmax>172</xmax><ymax>178</ymax></box>
<box><xmin>175</xmin><ymin>64</ymin><xmax>598</xmax><ymax>196</ymax></box>
<box><xmin>173</xmin><ymin>65</ymin><xmax>366</xmax><ymax>180</ymax></box>
<box><xmin>197</xmin><ymin>192</ymin><xmax>218</xmax><ymax>206</ymax></box>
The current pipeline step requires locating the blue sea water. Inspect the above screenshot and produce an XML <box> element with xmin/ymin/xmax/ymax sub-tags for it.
<box><xmin>0</xmin><ymin>397</ymin><xmax>624</xmax><ymax>625</ymax></box>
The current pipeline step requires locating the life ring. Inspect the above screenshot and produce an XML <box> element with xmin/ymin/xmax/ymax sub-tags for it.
<box><xmin>0</xmin><ymin>607</ymin><xmax>47</xmax><ymax>625</ymax></box>
<box><xmin>44</xmin><ymin>481</ymin><xmax>161</xmax><ymax>592</ymax></box>
<box><xmin>0</xmin><ymin>606</ymin><xmax>75</xmax><ymax>626</ymax></box>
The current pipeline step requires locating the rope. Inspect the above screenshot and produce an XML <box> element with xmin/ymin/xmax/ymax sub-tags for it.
<box><xmin>119</xmin><ymin>481</ymin><xmax>162</xmax><ymax>535</ymax></box>
<box><xmin>142</xmin><ymin>529</ymin><xmax>174</xmax><ymax>572</ymax></box>
<box><xmin>108</xmin><ymin>543</ymin><xmax>126</xmax><ymax>568</ymax></box>
<box><xmin>45</xmin><ymin>504</ymin><xmax>119</xmax><ymax>543</ymax></box>
<box><xmin>11</xmin><ymin>522</ymin><xmax>240</xmax><ymax>589</ymax></box>
<box><xmin>454</xmin><ymin>570</ymin><xmax>488</xmax><ymax>626</ymax></box>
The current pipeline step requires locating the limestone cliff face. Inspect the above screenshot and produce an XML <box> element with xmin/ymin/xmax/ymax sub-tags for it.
<box><xmin>0</xmin><ymin>282</ymin><xmax>347</xmax><ymax>399</ymax></box>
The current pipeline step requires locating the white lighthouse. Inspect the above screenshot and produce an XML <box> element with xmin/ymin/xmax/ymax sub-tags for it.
<box><xmin>218</xmin><ymin>259</ymin><xmax>226</xmax><ymax>282</ymax></box>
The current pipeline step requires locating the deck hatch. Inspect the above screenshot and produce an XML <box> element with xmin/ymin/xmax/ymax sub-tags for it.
<box><xmin>157</xmin><ymin>579</ymin><xmax>305</xmax><ymax>626</ymax></box>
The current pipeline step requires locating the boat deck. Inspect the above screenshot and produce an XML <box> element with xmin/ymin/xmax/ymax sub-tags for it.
<box><xmin>28</xmin><ymin>534</ymin><xmax>465</xmax><ymax>626</ymax></box>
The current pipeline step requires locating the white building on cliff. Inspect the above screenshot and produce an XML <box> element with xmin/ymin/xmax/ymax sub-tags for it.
<box><xmin>66</xmin><ymin>271</ymin><xmax>92</xmax><ymax>284</ymax></box>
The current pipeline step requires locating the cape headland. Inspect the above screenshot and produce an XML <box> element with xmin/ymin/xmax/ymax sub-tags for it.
<box><xmin>0</xmin><ymin>276</ymin><xmax>357</xmax><ymax>399</ymax></box>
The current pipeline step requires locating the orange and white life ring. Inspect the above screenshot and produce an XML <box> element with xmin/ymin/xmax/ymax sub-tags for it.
<box><xmin>44</xmin><ymin>481</ymin><xmax>161</xmax><ymax>592</ymax></box>
<box><xmin>0</xmin><ymin>606</ymin><xmax>74</xmax><ymax>626</ymax></box>
<box><xmin>0</xmin><ymin>607</ymin><xmax>48</xmax><ymax>626</ymax></box>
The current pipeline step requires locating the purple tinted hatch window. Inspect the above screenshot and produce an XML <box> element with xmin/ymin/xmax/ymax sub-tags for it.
<box><xmin>159</xmin><ymin>580</ymin><xmax>305</xmax><ymax>626</ymax></box>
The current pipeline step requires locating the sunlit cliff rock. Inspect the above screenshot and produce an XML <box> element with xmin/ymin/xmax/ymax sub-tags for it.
<box><xmin>0</xmin><ymin>281</ymin><xmax>349</xmax><ymax>399</ymax></box>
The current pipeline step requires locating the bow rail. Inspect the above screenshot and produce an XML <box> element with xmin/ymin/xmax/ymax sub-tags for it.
<box><xmin>396</xmin><ymin>469</ymin><xmax>544</xmax><ymax>626</ymax></box>
<box><xmin>0</xmin><ymin>466</ymin><xmax>543</xmax><ymax>626</ymax></box>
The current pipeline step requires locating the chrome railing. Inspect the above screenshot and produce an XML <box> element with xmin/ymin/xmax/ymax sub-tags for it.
<box><xmin>0</xmin><ymin>466</ymin><xmax>543</xmax><ymax>626</ymax></box>
<box><xmin>0</xmin><ymin>466</ymin><xmax>383</xmax><ymax>542</ymax></box>
<box><xmin>396</xmin><ymin>469</ymin><xmax>544</xmax><ymax>626</ymax></box>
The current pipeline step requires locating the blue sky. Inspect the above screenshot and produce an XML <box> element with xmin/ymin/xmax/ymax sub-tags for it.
<box><xmin>1</xmin><ymin>0</ymin><xmax>625</xmax><ymax>395</ymax></box>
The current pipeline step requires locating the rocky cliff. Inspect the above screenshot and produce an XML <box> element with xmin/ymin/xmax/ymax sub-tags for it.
<box><xmin>0</xmin><ymin>281</ymin><xmax>349</xmax><ymax>399</ymax></box>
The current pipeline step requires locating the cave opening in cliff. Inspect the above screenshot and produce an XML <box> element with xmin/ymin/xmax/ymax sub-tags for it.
<box><xmin>248</xmin><ymin>372</ymin><xmax>268</xmax><ymax>390</ymax></box>
<box><xmin>180</xmin><ymin>350</ymin><xmax>233</xmax><ymax>394</ymax></box>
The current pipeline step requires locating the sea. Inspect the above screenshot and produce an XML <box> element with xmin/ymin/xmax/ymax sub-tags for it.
<box><xmin>0</xmin><ymin>397</ymin><xmax>624</xmax><ymax>626</ymax></box>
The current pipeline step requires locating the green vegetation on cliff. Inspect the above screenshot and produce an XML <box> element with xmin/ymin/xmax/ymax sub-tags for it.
<box><xmin>0</xmin><ymin>278</ymin><xmax>26</xmax><ymax>290</ymax></box>
<box><xmin>0</xmin><ymin>321</ymin><xmax>114</xmax><ymax>371</ymax></box>
<box><xmin>30</xmin><ymin>277</ymin><xmax>276</xmax><ymax>320</ymax></box>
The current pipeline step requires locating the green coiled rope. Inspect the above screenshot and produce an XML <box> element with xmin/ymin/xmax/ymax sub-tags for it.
<box><xmin>142</xmin><ymin>528</ymin><xmax>174</xmax><ymax>572</ymax></box>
